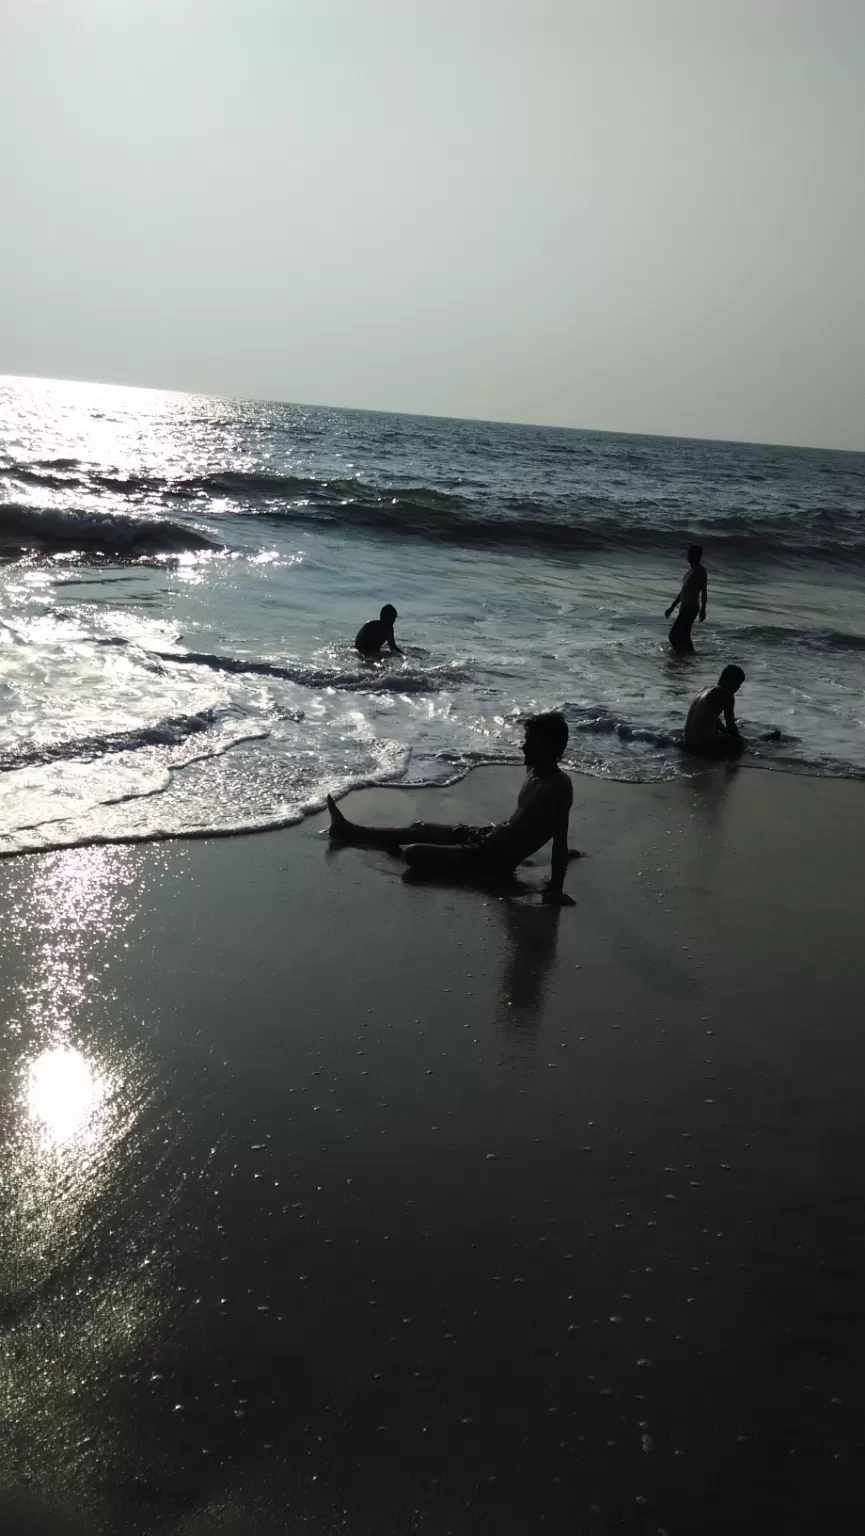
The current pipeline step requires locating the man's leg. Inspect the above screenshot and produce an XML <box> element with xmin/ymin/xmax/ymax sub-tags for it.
<box><xmin>403</xmin><ymin>841</ymin><xmax>520</xmax><ymax>887</ymax></box>
<box><xmin>327</xmin><ymin>795</ymin><xmax>461</xmax><ymax>848</ymax></box>
<box><xmin>669</xmin><ymin>609</ymin><xmax>696</xmax><ymax>654</ymax></box>
<box><xmin>680</xmin><ymin>609</ymin><xmax>696</xmax><ymax>652</ymax></box>
<box><xmin>687</xmin><ymin>737</ymin><xmax>743</xmax><ymax>760</ymax></box>
<box><xmin>403</xmin><ymin>842</ymin><xmax>485</xmax><ymax>875</ymax></box>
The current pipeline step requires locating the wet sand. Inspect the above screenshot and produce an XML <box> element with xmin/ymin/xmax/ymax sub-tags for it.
<box><xmin>1</xmin><ymin>766</ymin><xmax>864</xmax><ymax>1534</ymax></box>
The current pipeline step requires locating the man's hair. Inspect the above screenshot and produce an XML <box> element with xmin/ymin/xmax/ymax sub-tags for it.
<box><xmin>380</xmin><ymin>604</ymin><xmax>398</xmax><ymax>621</ymax></box>
<box><xmin>526</xmin><ymin>711</ymin><xmax>569</xmax><ymax>759</ymax></box>
<box><xmin>719</xmin><ymin>664</ymin><xmax>745</xmax><ymax>688</ymax></box>
<box><xmin>688</xmin><ymin>543</ymin><xmax>704</xmax><ymax>563</ymax></box>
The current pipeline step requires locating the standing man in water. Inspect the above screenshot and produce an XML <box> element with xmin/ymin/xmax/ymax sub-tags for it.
<box><xmin>355</xmin><ymin>604</ymin><xmax>401</xmax><ymax>655</ymax></box>
<box><xmin>665</xmin><ymin>544</ymin><xmax>707</xmax><ymax>653</ymax></box>
<box><xmin>326</xmin><ymin>711</ymin><xmax>576</xmax><ymax>904</ymax></box>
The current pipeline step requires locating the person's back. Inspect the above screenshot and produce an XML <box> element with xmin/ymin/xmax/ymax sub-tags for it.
<box><xmin>355</xmin><ymin>603</ymin><xmax>400</xmax><ymax>655</ymax></box>
<box><xmin>681</xmin><ymin>559</ymin><xmax>706</xmax><ymax>609</ymax></box>
<box><xmin>684</xmin><ymin>665</ymin><xmax>745</xmax><ymax>754</ymax></box>
<box><xmin>684</xmin><ymin>685</ymin><xmax>725</xmax><ymax>746</ymax></box>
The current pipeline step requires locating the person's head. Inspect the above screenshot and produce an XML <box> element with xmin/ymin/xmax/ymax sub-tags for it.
<box><xmin>523</xmin><ymin>711</ymin><xmax>569</xmax><ymax>770</ymax></box>
<box><xmin>687</xmin><ymin>544</ymin><xmax>704</xmax><ymax>566</ymax></box>
<box><xmin>719</xmin><ymin>664</ymin><xmax>745</xmax><ymax>693</ymax></box>
<box><xmin>380</xmin><ymin>604</ymin><xmax>398</xmax><ymax>623</ymax></box>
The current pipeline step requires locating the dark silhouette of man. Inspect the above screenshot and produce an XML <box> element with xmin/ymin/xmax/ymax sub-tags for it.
<box><xmin>327</xmin><ymin>712</ymin><xmax>576</xmax><ymax>904</ymax></box>
<box><xmin>684</xmin><ymin>665</ymin><xmax>745</xmax><ymax>756</ymax></box>
<box><xmin>666</xmin><ymin>545</ymin><xmax>707</xmax><ymax>653</ymax></box>
<box><xmin>355</xmin><ymin>604</ymin><xmax>401</xmax><ymax>655</ymax></box>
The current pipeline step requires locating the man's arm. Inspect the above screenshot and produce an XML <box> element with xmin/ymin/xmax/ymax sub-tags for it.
<box><xmin>722</xmin><ymin>699</ymin><xmax>740</xmax><ymax>740</ymax></box>
<box><xmin>386</xmin><ymin>627</ymin><xmax>402</xmax><ymax>654</ymax></box>
<box><xmin>665</xmin><ymin>587</ymin><xmax>683</xmax><ymax>619</ymax></box>
<box><xmin>699</xmin><ymin>569</ymin><xmax>708</xmax><ymax>622</ymax></box>
<box><xmin>542</xmin><ymin>805</ymin><xmax>575</xmax><ymax>906</ymax></box>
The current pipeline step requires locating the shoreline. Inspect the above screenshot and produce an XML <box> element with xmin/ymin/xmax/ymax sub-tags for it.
<box><xmin>2</xmin><ymin>752</ymin><xmax>864</xmax><ymax>864</ymax></box>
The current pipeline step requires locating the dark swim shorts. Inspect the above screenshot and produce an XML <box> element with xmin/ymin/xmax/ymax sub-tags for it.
<box><xmin>455</xmin><ymin>827</ymin><xmax>515</xmax><ymax>872</ymax></box>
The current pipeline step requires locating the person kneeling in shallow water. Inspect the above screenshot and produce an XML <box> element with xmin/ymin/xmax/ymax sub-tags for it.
<box><xmin>327</xmin><ymin>711</ymin><xmax>576</xmax><ymax>905</ymax></box>
<box><xmin>684</xmin><ymin>665</ymin><xmax>746</xmax><ymax>757</ymax></box>
<box><xmin>355</xmin><ymin>604</ymin><xmax>401</xmax><ymax>655</ymax></box>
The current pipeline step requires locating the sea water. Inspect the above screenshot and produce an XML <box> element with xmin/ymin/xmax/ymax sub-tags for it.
<box><xmin>1</xmin><ymin>376</ymin><xmax>863</xmax><ymax>855</ymax></box>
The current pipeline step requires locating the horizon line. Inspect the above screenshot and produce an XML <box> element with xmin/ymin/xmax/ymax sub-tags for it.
<box><xmin>3</xmin><ymin>370</ymin><xmax>863</xmax><ymax>459</ymax></box>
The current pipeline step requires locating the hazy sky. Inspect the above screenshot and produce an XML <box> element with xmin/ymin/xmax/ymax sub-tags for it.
<box><xmin>4</xmin><ymin>0</ymin><xmax>864</xmax><ymax>447</ymax></box>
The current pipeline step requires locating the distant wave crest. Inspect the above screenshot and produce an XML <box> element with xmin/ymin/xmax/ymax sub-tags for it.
<box><xmin>732</xmin><ymin>622</ymin><xmax>865</xmax><ymax>653</ymax></box>
<box><xmin>3</xmin><ymin>459</ymin><xmax>863</xmax><ymax>560</ymax></box>
<box><xmin>0</xmin><ymin>504</ymin><xmax>219</xmax><ymax>556</ymax></box>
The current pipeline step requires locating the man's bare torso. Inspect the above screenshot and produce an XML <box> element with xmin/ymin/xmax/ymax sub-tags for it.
<box><xmin>485</xmin><ymin>768</ymin><xmax>573</xmax><ymax>867</ymax></box>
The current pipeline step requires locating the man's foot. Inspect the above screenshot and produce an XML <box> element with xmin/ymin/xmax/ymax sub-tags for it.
<box><xmin>326</xmin><ymin>794</ymin><xmax>352</xmax><ymax>841</ymax></box>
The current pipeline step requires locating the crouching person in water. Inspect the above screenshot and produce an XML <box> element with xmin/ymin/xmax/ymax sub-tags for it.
<box><xmin>355</xmin><ymin>604</ymin><xmax>401</xmax><ymax>655</ymax></box>
<box><xmin>684</xmin><ymin>665</ymin><xmax>746</xmax><ymax>757</ymax></box>
<box><xmin>327</xmin><ymin>711</ymin><xmax>576</xmax><ymax>905</ymax></box>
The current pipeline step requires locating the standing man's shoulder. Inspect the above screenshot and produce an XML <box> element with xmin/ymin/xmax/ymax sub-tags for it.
<box><xmin>555</xmin><ymin>766</ymin><xmax>574</xmax><ymax>805</ymax></box>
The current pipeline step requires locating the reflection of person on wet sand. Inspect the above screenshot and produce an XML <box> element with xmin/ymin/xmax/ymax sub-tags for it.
<box><xmin>499</xmin><ymin>901</ymin><xmax>562</xmax><ymax>1031</ymax></box>
<box><xmin>684</xmin><ymin>665</ymin><xmax>746</xmax><ymax>757</ymax></box>
<box><xmin>355</xmin><ymin>604</ymin><xmax>401</xmax><ymax>655</ymax></box>
<box><xmin>327</xmin><ymin>712</ymin><xmax>577</xmax><ymax>905</ymax></box>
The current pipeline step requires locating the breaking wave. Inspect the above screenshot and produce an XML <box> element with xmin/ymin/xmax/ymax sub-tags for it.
<box><xmin>149</xmin><ymin>647</ymin><xmax>467</xmax><ymax>694</ymax></box>
<box><xmin>2</xmin><ymin>458</ymin><xmax>864</xmax><ymax>560</ymax></box>
<box><xmin>0</xmin><ymin>709</ymin><xmax>223</xmax><ymax>772</ymax></box>
<box><xmin>0</xmin><ymin>504</ymin><xmax>219</xmax><ymax>557</ymax></box>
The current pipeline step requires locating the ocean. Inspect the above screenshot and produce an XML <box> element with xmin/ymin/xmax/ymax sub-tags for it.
<box><xmin>1</xmin><ymin>375</ymin><xmax>863</xmax><ymax>856</ymax></box>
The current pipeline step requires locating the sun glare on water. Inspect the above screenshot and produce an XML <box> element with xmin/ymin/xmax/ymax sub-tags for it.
<box><xmin>24</xmin><ymin>1045</ymin><xmax>110</xmax><ymax>1147</ymax></box>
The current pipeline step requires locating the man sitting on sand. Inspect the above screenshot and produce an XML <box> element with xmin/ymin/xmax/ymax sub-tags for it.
<box><xmin>355</xmin><ymin>604</ymin><xmax>401</xmax><ymax>655</ymax></box>
<box><xmin>327</xmin><ymin>711</ymin><xmax>576</xmax><ymax>905</ymax></box>
<box><xmin>684</xmin><ymin>665</ymin><xmax>746</xmax><ymax>756</ymax></box>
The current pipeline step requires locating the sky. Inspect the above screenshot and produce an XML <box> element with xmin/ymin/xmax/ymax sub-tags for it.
<box><xmin>3</xmin><ymin>0</ymin><xmax>864</xmax><ymax>449</ymax></box>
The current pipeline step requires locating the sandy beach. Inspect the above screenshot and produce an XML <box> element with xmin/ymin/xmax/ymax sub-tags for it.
<box><xmin>1</xmin><ymin>764</ymin><xmax>864</xmax><ymax>1534</ymax></box>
